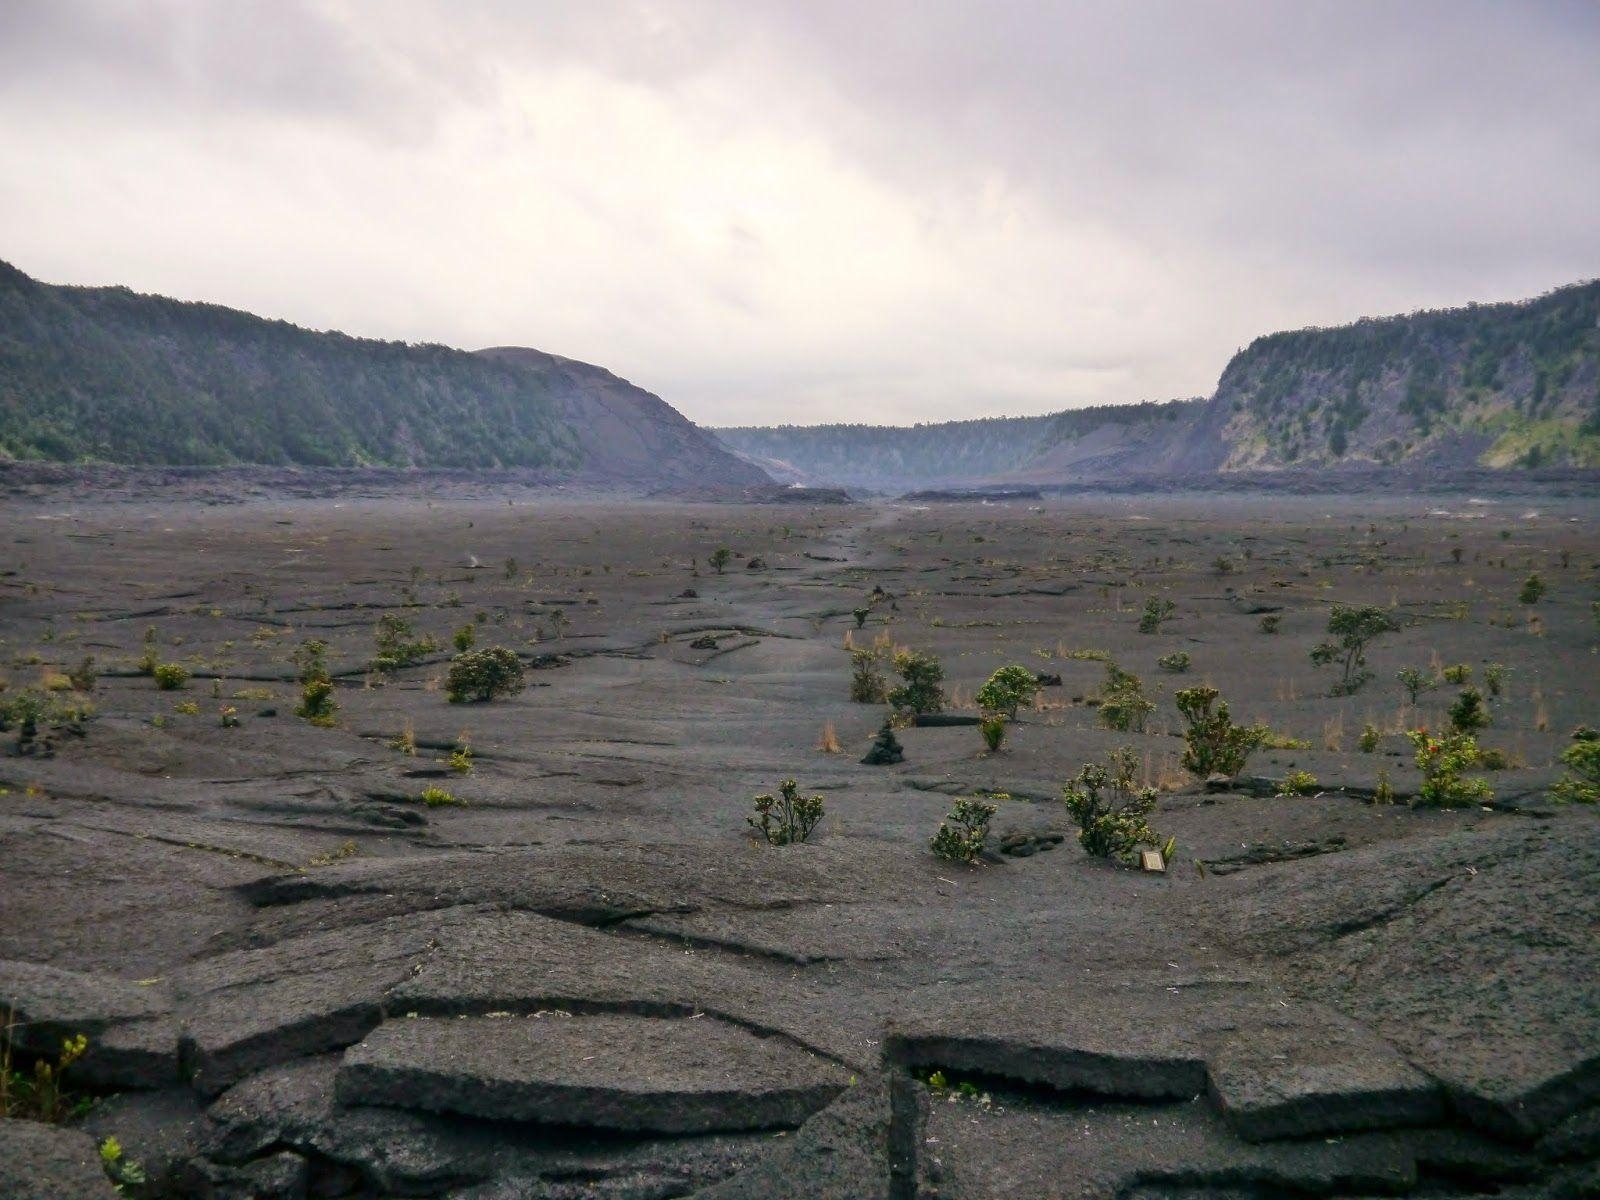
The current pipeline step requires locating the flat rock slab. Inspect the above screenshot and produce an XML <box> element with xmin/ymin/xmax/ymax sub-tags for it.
<box><xmin>337</xmin><ymin>1013</ymin><xmax>850</xmax><ymax>1134</ymax></box>
<box><xmin>0</xmin><ymin>960</ymin><xmax>177</xmax><ymax>1088</ymax></box>
<box><xmin>1208</xmin><ymin>1022</ymin><xmax>1442</xmax><ymax>1141</ymax></box>
<box><xmin>0</xmin><ymin>1120</ymin><xmax>119</xmax><ymax>1200</ymax></box>
<box><xmin>887</xmin><ymin>982</ymin><xmax>1443</xmax><ymax>1142</ymax></box>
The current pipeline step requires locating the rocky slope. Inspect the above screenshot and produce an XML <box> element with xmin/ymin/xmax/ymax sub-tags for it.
<box><xmin>720</xmin><ymin>279</ymin><xmax>1600</xmax><ymax>491</ymax></box>
<box><xmin>1214</xmin><ymin>278</ymin><xmax>1600</xmax><ymax>471</ymax></box>
<box><xmin>0</xmin><ymin>261</ymin><xmax>768</xmax><ymax>489</ymax></box>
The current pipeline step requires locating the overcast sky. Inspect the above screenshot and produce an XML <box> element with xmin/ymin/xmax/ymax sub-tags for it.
<box><xmin>2</xmin><ymin>1</ymin><xmax>1597</xmax><ymax>426</ymax></box>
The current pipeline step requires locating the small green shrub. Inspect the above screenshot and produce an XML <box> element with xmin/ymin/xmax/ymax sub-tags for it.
<box><xmin>1518</xmin><ymin>573</ymin><xmax>1546</xmax><ymax>604</ymax></box>
<box><xmin>974</xmin><ymin>665</ymin><xmax>1039</xmax><ymax>718</ymax></box>
<box><xmin>152</xmin><ymin>663</ymin><xmax>189</xmax><ymax>691</ymax></box>
<box><xmin>1259</xmin><ymin>614</ymin><xmax>1281</xmax><ymax>634</ymax></box>
<box><xmin>418</xmin><ymin>786</ymin><xmax>460</xmax><ymax>807</ymax></box>
<box><xmin>2</xmin><ymin>1028</ymin><xmax>88</xmax><ymax>1123</ymax></box>
<box><xmin>1175</xmin><ymin>685</ymin><xmax>1266</xmax><ymax>778</ymax></box>
<box><xmin>1440</xmin><ymin>663</ymin><xmax>1471</xmax><ymax>685</ymax></box>
<box><xmin>1310</xmin><ymin>604</ymin><xmax>1400</xmax><ymax>695</ymax></box>
<box><xmin>749</xmin><ymin>779</ymin><xmax>824</xmax><ymax>845</ymax></box>
<box><xmin>296</xmin><ymin>677</ymin><xmax>338</xmax><ymax>726</ymax></box>
<box><xmin>1407</xmin><ymin>730</ymin><xmax>1492</xmax><ymax>808</ymax></box>
<box><xmin>1099</xmin><ymin>663</ymin><xmax>1154</xmax><ymax>732</ymax></box>
<box><xmin>1358</xmin><ymin>723</ymin><xmax>1381</xmax><ymax>753</ymax></box>
<box><xmin>1060</xmin><ymin>749</ymin><xmax>1171</xmax><ymax>864</ymax></box>
<box><xmin>1552</xmin><ymin>728</ymin><xmax>1599</xmax><ymax>804</ymax></box>
<box><xmin>709</xmin><ymin>547</ymin><xmax>733</xmax><ymax>574</ymax></box>
<box><xmin>979</xmin><ymin>714</ymin><xmax>1007</xmax><ymax>752</ymax></box>
<box><xmin>888</xmin><ymin>649</ymin><xmax>945</xmax><ymax>716</ymax></box>
<box><xmin>1373</xmin><ymin>769</ymin><xmax>1397</xmax><ymax>805</ymax></box>
<box><xmin>1156</xmin><ymin>650</ymin><xmax>1190</xmax><ymax>673</ymax></box>
<box><xmin>446</xmin><ymin>647</ymin><xmax>525</xmax><ymax>703</ymax></box>
<box><xmin>99</xmin><ymin>1136</ymin><xmax>146</xmax><ymax>1192</ymax></box>
<box><xmin>930</xmin><ymin>798</ymin><xmax>996</xmax><ymax>863</ymax></box>
<box><xmin>1447</xmin><ymin>687</ymin><xmax>1489</xmax><ymax>735</ymax></box>
<box><xmin>1484</xmin><ymin>663</ymin><xmax>1510</xmax><ymax>698</ymax></box>
<box><xmin>849</xmin><ymin>648</ymin><xmax>888</xmax><ymax>704</ymax></box>
<box><xmin>1138</xmin><ymin>598</ymin><xmax>1176</xmax><ymax>634</ymax></box>
<box><xmin>373</xmin><ymin>615</ymin><xmax>437</xmax><ymax>673</ymax></box>
<box><xmin>852</xmin><ymin>607</ymin><xmax>870</xmax><ymax>629</ymax></box>
<box><xmin>449</xmin><ymin>738</ymin><xmax>473</xmax><ymax>774</ymax></box>
<box><xmin>67</xmin><ymin>656</ymin><xmax>96</xmax><ymax>693</ymax></box>
<box><xmin>291</xmin><ymin>638</ymin><xmax>330</xmax><ymax>684</ymax></box>
<box><xmin>1276</xmin><ymin>769</ymin><xmax>1318</xmax><ymax>797</ymax></box>
<box><xmin>1396</xmin><ymin>666</ymin><xmax>1437</xmax><ymax>704</ymax></box>
<box><xmin>452</xmin><ymin>624</ymin><xmax>477</xmax><ymax>653</ymax></box>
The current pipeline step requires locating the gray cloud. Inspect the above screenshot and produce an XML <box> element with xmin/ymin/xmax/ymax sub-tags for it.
<box><xmin>1</xmin><ymin>0</ymin><xmax>1596</xmax><ymax>425</ymax></box>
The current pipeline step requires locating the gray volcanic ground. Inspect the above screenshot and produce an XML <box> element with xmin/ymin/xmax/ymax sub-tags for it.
<box><xmin>1</xmin><ymin>491</ymin><xmax>1597</xmax><ymax>1199</ymax></box>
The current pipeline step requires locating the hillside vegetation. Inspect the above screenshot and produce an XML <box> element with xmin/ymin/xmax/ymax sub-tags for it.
<box><xmin>716</xmin><ymin>400</ymin><xmax>1194</xmax><ymax>490</ymax></box>
<box><xmin>721</xmin><ymin>279</ymin><xmax>1600</xmax><ymax>490</ymax></box>
<box><xmin>1218</xmin><ymin>279</ymin><xmax>1600</xmax><ymax>470</ymax></box>
<box><xmin>0</xmin><ymin>261</ymin><xmax>765</xmax><ymax>486</ymax></box>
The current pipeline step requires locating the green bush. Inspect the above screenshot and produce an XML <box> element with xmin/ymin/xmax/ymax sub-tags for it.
<box><xmin>1440</xmin><ymin>663</ymin><xmax>1471</xmax><ymax>685</ymax></box>
<box><xmin>1099</xmin><ymin>663</ymin><xmax>1154</xmax><ymax>732</ymax></box>
<box><xmin>291</xmin><ymin>638</ymin><xmax>330</xmax><ymax>684</ymax></box>
<box><xmin>1156</xmin><ymin>651</ymin><xmax>1191</xmax><ymax>673</ymax></box>
<box><xmin>1481</xmin><ymin>663</ymin><xmax>1509</xmax><ymax>697</ymax></box>
<box><xmin>749</xmin><ymin>779</ymin><xmax>824</xmax><ymax>845</ymax></box>
<box><xmin>930</xmin><ymin>798</ymin><xmax>996</xmax><ymax>863</ymax></box>
<box><xmin>1175</xmin><ymin>685</ymin><xmax>1266</xmax><ymax>778</ymax></box>
<box><xmin>1358</xmin><ymin>723</ymin><xmax>1381</xmax><ymax>753</ymax></box>
<box><xmin>1259</xmin><ymin>614</ymin><xmax>1281</xmax><ymax>634</ymax></box>
<box><xmin>295</xmin><ymin>677</ymin><xmax>337</xmax><ymax>726</ymax></box>
<box><xmin>152</xmin><ymin>663</ymin><xmax>189</xmax><ymax>691</ymax></box>
<box><xmin>446</xmin><ymin>647</ymin><xmax>525</xmax><ymax>703</ymax></box>
<box><xmin>852</xmin><ymin>607</ymin><xmax>870</xmax><ymax>629</ymax></box>
<box><xmin>67</xmin><ymin>656</ymin><xmax>96</xmax><ymax>693</ymax></box>
<box><xmin>709</xmin><ymin>547</ymin><xmax>733</xmax><ymax>574</ymax></box>
<box><xmin>849</xmin><ymin>648</ymin><xmax>888</xmax><ymax>704</ymax></box>
<box><xmin>1276</xmin><ymin>769</ymin><xmax>1319</xmax><ymax>796</ymax></box>
<box><xmin>418</xmin><ymin>786</ymin><xmax>461</xmax><ymax>807</ymax></box>
<box><xmin>1448</xmin><ymin>687</ymin><xmax>1489</xmax><ymax>735</ymax></box>
<box><xmin>1407</xmin><ymin>730</ymin><xmax>1492</xmax><ymax>808</ymax></box>
<box><xmin>1310</xmin><ymin>605</ymin><xmax>1400</xmax><ymax>695</ymax></box>
<box><xmin>974</xmin><ymin>665</ymin><xmax>1039</xmax><ymax>718</ymax></box>
<box><xmin>1060</xmin><ymin>749</ymin><xmax>1171</xmax><ymax>864</ymax></box>
<box><xmin>1138</xmin><ymin>598</ymin><xmax>1176</xmax><ymax>634</ymax></box>
<box><xmin>979</xmin><ymin>714</ymin><xmax>1007</xmax><ymax>752</ymax></box>
<box><xmin>1519</xmin><ymin>573</ymin><xmax>1546</xmax><ymax>604</ymax></box>
<box><xmin>1552</xmin><ymin>729</ymin><xmax>1600</xmax><ymax>804</ymax></box>
<box><xmin>888</xmin><ymin>650</ymin><xmax>945</xmax><ymax>716</ymax></box>
<box><xmin>1396</xmin><ymin>666</ymin><xmax>1438</xmax><ymax>704</ymax></box>
<box><xmin>373</xmin><ymin>614</ymin><xmax>437</xmax><ymax>673</ymax></box>
<box><xmin>452</xmin><ymin>624</ymin><xmax>476</xmax><ymax>653</ymax></box>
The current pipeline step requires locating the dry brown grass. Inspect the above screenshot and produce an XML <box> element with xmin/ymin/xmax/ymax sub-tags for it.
<box><xmin>817</xmin><ymin>721</ymin><xmax>842</xmax><ymax>754</ymax></box>
<box><xmin>1322</xmin><ymin>711</ymin><xmax>1345</xmax><ymax>752</ymax></box>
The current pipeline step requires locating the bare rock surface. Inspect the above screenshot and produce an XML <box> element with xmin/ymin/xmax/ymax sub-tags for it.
<box><xmin>0</xmin><ymin>1120</ymin><xmax>119</xmax><ymax>1200</ymax></box>
<box><xmin>337</xmin><ymin>1013</ymin><xmax>850</xmax><ymax>1132</ymax></box>
<box><xmin>1</xmin><ymin>493</ymin><xmax>1597</xmax><ymax>1198</ymax></box>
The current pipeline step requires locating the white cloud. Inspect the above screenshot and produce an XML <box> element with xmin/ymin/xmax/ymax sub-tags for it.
<box><xmin>1</xmin><ymin>0</ymin><xmax>1596</xmax><ymax>425</ymax></box>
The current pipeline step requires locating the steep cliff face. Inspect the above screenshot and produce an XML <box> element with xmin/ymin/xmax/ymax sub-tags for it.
<box><xmin>0</xmin><ymin>261</ymin><xmax>768</xmax><ymax>487</ymax></box>
<box><xmin>1210</xmin><ymin>280</ymin><xmax>1600</xmax><ymax>470</ymax></box>
<box><xmin>474</xmin><ymin>347</ymin><xmax>769</xmax><ymax>487</ymax></box>
<box><xmin>722</xmin><ymin>279</ymin><xmax>1600</xmax><ymax>491</ymax></box>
